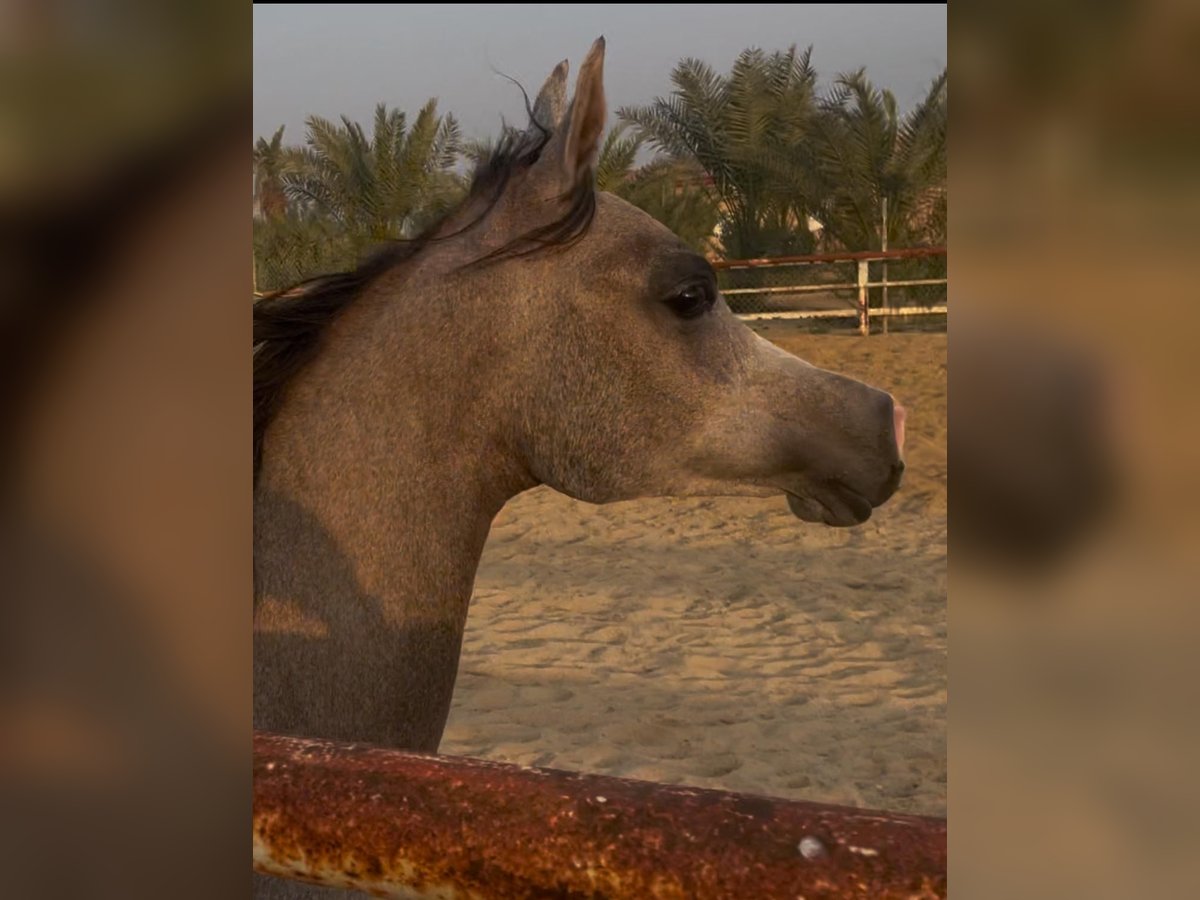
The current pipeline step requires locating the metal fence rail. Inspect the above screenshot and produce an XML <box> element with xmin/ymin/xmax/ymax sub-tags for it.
<box><xmin>253</xmin><ymin>244</ymin><xmax>948</xmax><ymax>335</ymax></box>
<box><xmin>714</xmin><ymin>247</ymin><xmax>947</xmax><ymax>333</ymax></box>
<box><xmin>254</xmin><ymin>731</ymin><xmax>947</xmax><ymax>899</ymax></box>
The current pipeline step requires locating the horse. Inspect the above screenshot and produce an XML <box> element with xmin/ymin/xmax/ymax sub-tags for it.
<box><xmin>253</xmin><ymin>38</ymin><xmax>904</xmax><ymax>897</ymax></box>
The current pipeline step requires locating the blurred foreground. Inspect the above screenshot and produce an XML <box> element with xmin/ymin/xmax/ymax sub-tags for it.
<box><xmin>951</xmin><ymin>1</ymin><xmax>1200</xmax><ymax>896</ymax></box>
<box><xmin>2</xmin><ymin>4</ymin><xmax>249</xmax><ymax>900</ymax></box>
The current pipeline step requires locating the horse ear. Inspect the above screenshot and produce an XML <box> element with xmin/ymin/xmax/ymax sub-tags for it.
<box><xmin>531</xmin><ymin>37</ymin><xmax>607</xmax><ymax>192</ymax></box>
<box><xmin>532</xmin><ymin>59</ymin><xmax>568</xmax><ymax>132</ymax></box>
<box><xmin>561</xmin><ymin>37</ymin><xmax>607</xmax><ymax>184</ymax></box>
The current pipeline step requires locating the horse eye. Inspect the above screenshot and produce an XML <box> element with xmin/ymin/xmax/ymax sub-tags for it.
<box><xmin>664</xmin><ymin>282</ymin><xmax>715</xmax><ymax>320</ymax></box>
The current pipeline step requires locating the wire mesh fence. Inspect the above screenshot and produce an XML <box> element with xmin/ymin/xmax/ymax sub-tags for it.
<box><xmin>714</xmin><ymin>248</ymin><xmax>947</xmax><ymax>334</ymax></box>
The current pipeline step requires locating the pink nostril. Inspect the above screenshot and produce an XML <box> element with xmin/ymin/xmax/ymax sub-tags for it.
<box><xmin>893</xmin><ymin>402</ymin><xmax>907</xmax><ymax>456</ymax></box>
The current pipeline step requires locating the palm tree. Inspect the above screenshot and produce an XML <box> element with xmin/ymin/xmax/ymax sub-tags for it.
<box><xmin>596</xmin><ymin>126</ymin><xmax>720</xmax><ymax>254</ymax></box>
<box><xmin>812</xmin><ymin>69</ymin><xmax>947</xmax><ymax>252</ymax></box>
<box><xmin>281</xmin><ymin>100</ymin><xmax>465</xmax><ymax>249</ymax></box>
<box><xmin>594</xmin><ymin>126</ymin><xmax>642</xmax><ymax>194</ymax></box>
<box><xmin>253</xmin><ymin>125</ymin><xmax>289</xmax><ymax>220</ymax></box>
<box><xmin>253</xmin><ymin>213</ymin><xmax>358</xmax><ymax>293</ymax></box>
<box><xmin>619</xmin><ymin>46</ymin><xmax>825</xmax><ymax>259</ymax></box>
<box><xmin>616</xmin><ymin>159</ymin><xmax>720</xmax><ymax>254</ymax></box>
<box><xmin>254</xmin><ymin>124</ymin><xmax>352</xmax><ymax>290</ymax></box>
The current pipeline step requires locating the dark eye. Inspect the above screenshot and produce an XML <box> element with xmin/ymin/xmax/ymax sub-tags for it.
<box><xmin>664</xmin><ymin>281</ymin><xmax>715</xmax><ymax>320</ymax></box>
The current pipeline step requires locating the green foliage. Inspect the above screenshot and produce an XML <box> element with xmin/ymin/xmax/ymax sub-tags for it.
<box><xmin>812</xmin><ymin>69</ymin><xmax>947</xmax><ymax>251</ymax></box>
<box><xmin>612</xmin><ymin>158</ymin><xmax>720</xmax><ymax>254</ymax></box>
<box><xmin>595</xmin><ymin>125</ymin><xmax>643</xmax><ymax>193</ymax></box>
<box><xmin>281</xmin><ymin>100</ymin><xmax>466</xmax><ymax>242</ymax></box>
<box><xmin>253</xmin><ymin>215</ymin><xmax>357</xmax><ymax>293</ymax></box>
<box><xmin>619</xmin><ymin>46</ymin><xmax>825</xmax><ymax>258</ymax></box>
<box><xmin>253</xmin><ymin>125</ymin><xmax>289</xmax><ymax>220</ymax></box>
<box><xmin>253</xmin><ymin>49</ymin><xmax>945</xmax><ymax>291</ymax></box>
<box><xmin>593</xmin><ymin>124</ymin><xmax>718</xmax><ymax>253</ymax></box>
<box><xmin>620</xmin><ymin>47</ymin><xmax>947</xmax><ymax>257</ymax></box>
<box><xmin>253</xmin><ymin>100</ymin><xmax>466</xmax><ymax>289</ymax></box>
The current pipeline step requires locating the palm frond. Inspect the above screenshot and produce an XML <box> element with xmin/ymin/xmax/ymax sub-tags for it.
<box><xmin>595</xmin><ymin>125</ymin><xmax>642</xmax><ymax>193</ymax></box>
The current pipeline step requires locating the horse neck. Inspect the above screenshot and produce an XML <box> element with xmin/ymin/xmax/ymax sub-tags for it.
<box><xmin>253</xmin><ymin>278</ymin><xmax>535</xmax><ymax>751</ymax></box>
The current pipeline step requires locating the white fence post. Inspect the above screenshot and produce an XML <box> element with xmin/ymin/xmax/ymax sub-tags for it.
<box><xmin>857</xmin><ymin>259</ymin><xmax>870</xmax><ymax>336</ymax></box>
<box><xmin>881</xmin><ymin>198</ymin><xmax>889</xmax><ymax>335</ymax></box>
<box><xmin>715</xmin><ymin>247</ymin><xmax>946</xmax><ymax>326</ymax></box>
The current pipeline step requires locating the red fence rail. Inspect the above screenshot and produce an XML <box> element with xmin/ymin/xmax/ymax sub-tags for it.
<box><xmin>254</xmin><ymin>731</ymin><xmax>947</xmax><ymax>899</ymax></box>
<box><xmin>710</xmin><ymin>246</ymin><xmax>948</xmax><ymax>269</ymax></box>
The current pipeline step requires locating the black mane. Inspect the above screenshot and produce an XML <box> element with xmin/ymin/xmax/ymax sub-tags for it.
<box><xmin>253</xmin><ymin>113</ymin><xmax>596</xmax><ymax>481</ymax></box>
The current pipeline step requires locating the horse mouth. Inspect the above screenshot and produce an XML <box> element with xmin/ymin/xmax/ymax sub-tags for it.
<box><xmin>778</xmin><ymin>458</ymin><xmax>905</xmax><ymax>527</ymax></box>
<box><xmin>784</xmin><ymin>459</ymin><xmax>906</xmax><ymax>526</ymax></box>
<box><xmin>784</xmin><ymin>478</ymin><xmax>883</xmax><ymax>527</ymax></box>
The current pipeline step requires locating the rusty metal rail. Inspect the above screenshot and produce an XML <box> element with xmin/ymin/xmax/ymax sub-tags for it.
<box><xmin>254</xmin><ymin>731</ymin><xmax>946</xmax><ymax>898</ymax></box>
<box><xmin>710</xmin><ymin>246</ymin><xmax>947</xmax><ymax>269</ymax></box>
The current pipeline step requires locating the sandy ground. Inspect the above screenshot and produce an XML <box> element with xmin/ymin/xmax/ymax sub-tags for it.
<box><xmin>441</xmin><ymin>326</ymin><xmax>946</xmax><ymax>817</ymax></box>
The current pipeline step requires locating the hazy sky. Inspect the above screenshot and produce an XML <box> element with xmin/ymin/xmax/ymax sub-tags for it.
<box><xmin>254</xmin><ymin>4</ymin><xmax>945</xmax><ymax>145</ymax></box>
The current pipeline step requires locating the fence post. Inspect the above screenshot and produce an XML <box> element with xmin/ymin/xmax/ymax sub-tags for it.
<box><xmin>881</xmin><ymin>198</ymin><xmax>889</xmax><ymax>335</ymax></box>
<box><xmin>857</xmin><ymin>258</ymin><xmax>870</xmax><ymax>336</ymax></box>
